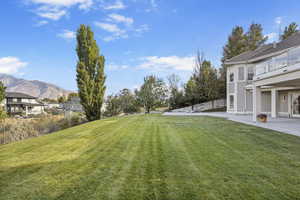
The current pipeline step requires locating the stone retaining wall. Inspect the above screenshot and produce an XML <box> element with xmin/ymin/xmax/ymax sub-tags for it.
<box><xmin>171</xmin><ymin>99</ymin><xmax>226</xmax><ymax>113</ymax></box>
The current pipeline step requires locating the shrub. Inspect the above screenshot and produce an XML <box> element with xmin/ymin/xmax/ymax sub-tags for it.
<box><xmin>0</xmin><ymin>114</ymin><xmax>87</xmax><ymax>145</ymax></box>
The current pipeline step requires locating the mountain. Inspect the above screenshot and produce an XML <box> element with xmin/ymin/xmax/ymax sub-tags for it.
<box><xmin>0</xmin><ymin>74</ymin><xmax>72</xmax><ymax>99</ymax></box>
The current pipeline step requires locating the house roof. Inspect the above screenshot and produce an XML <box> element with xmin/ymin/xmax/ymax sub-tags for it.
<box><xmin>225</xmin><ymin>32</ymin><xmax>300</xmax><ymax>65</ymax></box>
<box><xmin>7</xmin><ymin>102</ymin><xmax>44</xmax><ymax>106</ymax></box>
<box><xmin>5</xmin><ymin>92</ymin><xmax>36</xmax><ymax>99</ymax></box>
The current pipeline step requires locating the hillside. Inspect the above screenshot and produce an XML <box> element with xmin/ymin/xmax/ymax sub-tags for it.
<box><xmin>0</xmin><ymin>115</ymin><xmax>300</xmax><ymax>200</ymax></box>
<box><xmin>0</xmin><ymin>74</ymin><xmax>71</xmax><ymax>99</ymax></box>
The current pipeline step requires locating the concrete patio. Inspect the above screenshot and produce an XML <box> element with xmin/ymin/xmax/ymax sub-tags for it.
<box><xmin>163</xmin><ymin>112</ymin><xmax>300</xmax><ymax>137</ymax></box>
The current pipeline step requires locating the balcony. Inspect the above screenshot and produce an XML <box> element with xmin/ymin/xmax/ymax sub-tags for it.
<box><xmin>254</xmin><ymin>46</ymin><xmax>300</xmax><ymax>80</ymax></box>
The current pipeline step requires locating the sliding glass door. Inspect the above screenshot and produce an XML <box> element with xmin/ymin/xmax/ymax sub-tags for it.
<box><xmin>292</xmin><ymin>93</ymin><xmax>300</xmax><ymax>118</ymax></box>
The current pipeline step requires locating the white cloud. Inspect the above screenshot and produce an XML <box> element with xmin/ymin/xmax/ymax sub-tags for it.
<box><xmin>29</xmin><ymin>0</ymin><xmax>93</xmax><ymax>8</ymax></box>
<box><xmin>145</xmin><ymin>0</ymin><xmax>158</xmax><ymax>12</ymax></box>
<box><xmin>0</xmin><ymin>57</ymin><xmax>28</xmax><ymax>74</ymax></box>
<box><xmin>35</xmin><ymin>20</ymin><xmax>49</xmax><ymax>26</ymax></box>
<box><xmin>135</xmin><ymin>24</ymin><xmax>150</xmax><ymax>34</ymax></box>
<box><xmin>265</xmin><ymin>32</ymin><xmax>278</xmax><ymax>42</ymax></box>
<box><xmin>108</xmin><ymin>64</ymin><xmax>129</xmax><ymax>70</ymax></box>
<box><xmin>103</xmin><ymin>0</ymin><xmax>126</xmax><ymax>10</ymax></box>
<box><xmin>94</xmin><ymin>22</ymin><xmax>128</xmax><ymax>41</ymax></box>
<box><xmin>275</xmin><ymin>16</ymin><xmax>282</xmax><ymax>25</ymax></box>
<box><xmin>107</xmin><ymin>13</ymin><xmax>133</xmax><ymax>26</ymax></box>
<box><xmin>138</xmin><ymin>56</ymin><xmax>195</xmax><ymax>71</ymax></box>
<box><xmin>36</xmin><ymin>6</ymin><xmax>67</xmax><ymax>20</ymax></box>
<box><xmin>57</xmin><ymin>29</ymin><xmax>76</xmax><ymax>39</ymax></box>
<box><xmin>150</xmin><ymin>0</ymin><xmax>157</xmax><ymax>8</ymax></box>
<box><xmin>27</xmin><ymin>0</ymin><xmax>93</xmax><ymax>21</ymax></box>
<box><xmin>94</xmin><ymin>22</ymin><xmax>125</xmax><ymax>34</ymax></box>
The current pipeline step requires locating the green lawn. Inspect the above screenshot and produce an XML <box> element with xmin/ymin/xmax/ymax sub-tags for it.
<box><xmin>1</xmin><ymin>115</ymin><xmax>300</xmax><ymax>200</ymax></box>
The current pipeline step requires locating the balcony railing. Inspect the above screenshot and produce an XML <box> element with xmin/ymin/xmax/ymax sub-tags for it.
<box><xmin>255</xmin><ymin>46</ymin><xmax>300</xmax><ymax>76</ymax></box>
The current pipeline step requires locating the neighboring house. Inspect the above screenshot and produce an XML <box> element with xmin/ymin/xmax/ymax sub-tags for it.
<box><xmin>62</xmin><ymin>97</ymin><xmax>107</xmax><ymax>117</ymax></box>
<box><xmin>44</xmin><ymin>102</ymin><xmax>62</xmax><ymax>109</ymax></box>
<box><xmin>63</xmin><ymin>97</ymin><xmax>83</xmax><ymax>113</ymax></box>
<box><xmin>2</xmin><ymin>92</ymin><xmax>45</xmax><ymax>116</ymax></box>
<box><xmin>225</xmin><ymin>32</ymin><xmax>300</xmax><ymax>121</ymax></box>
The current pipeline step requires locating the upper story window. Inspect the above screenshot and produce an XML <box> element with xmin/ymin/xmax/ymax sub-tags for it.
<box><xmin>288</xmin><ymin>47</ymin><xmax>300</xmax><ymax>65</ymax></box>
<box><xmin>247</xmin><ymin>67</ymin><xmax>254</xmax><ymax>80</ymax></box>
<box><xmin>229</xmin><ymin>73</ymin><xmax>234</xmax><ymax>82</ymax></box>
<box><xmin>238</xmin><ymin>67</ymin><xmax>244</xmax><ymax>81</ymax></box>
<box><xmin>17</xmin><ymin>98</ymin><xmax>22</xmax><ymax>103</ymax></box>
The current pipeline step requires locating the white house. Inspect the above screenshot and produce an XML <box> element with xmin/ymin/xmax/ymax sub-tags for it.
<box><xmin>1</xmin><ymin>92</ymin><xmax>45</xmax><ymax>116</ymax></box>
<box><xmin>225</xmin><ymin>32</ymin><xmax>300</xmax><ymax>121</ymax></box>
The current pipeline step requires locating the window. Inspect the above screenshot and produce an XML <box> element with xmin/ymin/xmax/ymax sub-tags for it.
<box><xmin>288</xmin><ymin>47</ymin><xmax>300</xmax><ymax>65</ymax></box>
<box><xmin>229</xmin><ymin>95</ymin><xmax>234</xmax><ymax>109</ymax></box>
<box><xmin>281</xmin><ymin>95</ymin><xmax>287</xmax><ymax>103</ymax></box>
<box><xmin>238</xmin><ymin>67</ymin><xmax>244</xmax><ymax>81</ymax></box>
<box><xmin>17</xmin><ymin>98</ymin><xmax>21</xmax><ymax>103</ymax></box>
<box><xmin>229</xmin><ymin>73</ymin><xmax>234</xmax><ymax>82</ymax></box>
<box><xmin>247</xmin><ymin>67</ymin><xmax>254</xmax><ymax>80</ymax></box>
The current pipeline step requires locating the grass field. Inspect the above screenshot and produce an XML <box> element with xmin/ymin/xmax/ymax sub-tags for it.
<box><xmin>0</xmin><ymin>114</ymin><xmax>300</xmax><ymax>200</ymax></box>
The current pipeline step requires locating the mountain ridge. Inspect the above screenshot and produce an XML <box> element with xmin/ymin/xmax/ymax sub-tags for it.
<box><xmin>0</xmin><ymin>74</ymin><xmax>72</xmax><ymax>99</ymax></box>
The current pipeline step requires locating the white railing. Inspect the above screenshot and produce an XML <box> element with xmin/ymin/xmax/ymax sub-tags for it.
<box><xmin>255</xmin><ymin>46</ymin><xmax>300</xmax><ymax>76</ymax></box>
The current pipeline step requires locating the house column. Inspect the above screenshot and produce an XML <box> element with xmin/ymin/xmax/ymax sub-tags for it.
<box><xmin>253</xmin><ymin>86</ymin><xmax>262</xmax><ymax>122</ymax></box>
<box><xmin>25</xmin><ymin>106</ymin><xmax>28</xmax><ymax>116</ymax></box>
<box><xmin>271</xmin><ymin>89</ymin><xmax>278</xmax><ymax>118</ymax></box>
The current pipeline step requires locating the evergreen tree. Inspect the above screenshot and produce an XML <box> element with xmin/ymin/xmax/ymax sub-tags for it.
<box><xmin>280</xmin><ymin>22</ymin><xmax>298</xmax><ymax>40</ymax></box>
<box><xmin>222</xmin><ymin>26</ymin><xmax>247</xmax><ymax>62</ymax></box>
<box><xmin>246</xmin><ymin>23</ymin><xmax>267</xmax><ymax>51</ymax></box>
<box><xmin>76</xmin><ymin>25</ymin><xmax>106</xmax><ymax>121</ymax></box>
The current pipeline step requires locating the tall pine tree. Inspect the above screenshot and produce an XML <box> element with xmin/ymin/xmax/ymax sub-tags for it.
<box><xmin>280</xmin><ymin>22</ymin><xmax>298</xmax><ymax>40</ymax></box>
<box><xmin>76</xmin><ymin>25</ymin><xmax>106</xmax><ymax>121</ymax></box>
<box><xmin>222</xmin><ymin>26</ymin><xmax>247</xmax><ymax>62</ymax></box>
<box><xmin>246</xmin><ymin>23</ymin><xmax>267</xmax><ymax>51</ymax></box>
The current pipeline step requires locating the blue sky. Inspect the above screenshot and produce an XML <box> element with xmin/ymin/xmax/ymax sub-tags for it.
<box><xmin>1</xmin><ymin>0</ymin><xmax>300</xmax><ymax>95</ymax></box>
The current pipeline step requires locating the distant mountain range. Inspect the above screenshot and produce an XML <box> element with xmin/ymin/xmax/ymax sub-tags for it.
<box><xmin>0</xmin><ymin>74</ymin><xmax>72</xmax><ymax>99</ymax></box>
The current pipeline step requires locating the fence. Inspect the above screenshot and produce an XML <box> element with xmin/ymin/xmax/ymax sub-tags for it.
<box><xmin>171</xmin><ymin>99</ymin><xmax>226</xmax><ymax>113</ymax></box>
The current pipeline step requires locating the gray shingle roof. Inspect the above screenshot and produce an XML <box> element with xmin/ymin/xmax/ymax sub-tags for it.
<box><xmin>5</xmin><ymin>92</ymin><xmax>36</xmax><ymax>99</ymax></box>
<box><xmin>225</xmin><ymin>32</ymin><xmax>300</xmax><ymax>64</ymax></box>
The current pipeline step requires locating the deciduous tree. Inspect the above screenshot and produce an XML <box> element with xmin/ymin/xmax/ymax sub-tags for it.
<box><xmin>136</xmin><ymin>75</ymin><xmax>167</xmax><ymax>113</ymax></box>
<box><xmin>0</xmin><ymin>81</ymin><xmax>6</xmax><ymax>119</ymax></box>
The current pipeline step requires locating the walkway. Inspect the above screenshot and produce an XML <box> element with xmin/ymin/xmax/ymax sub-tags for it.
<box><xmin>163</xmin><ymin>112</ymin><xmax>300</xmax><ymax>137</ymax></box>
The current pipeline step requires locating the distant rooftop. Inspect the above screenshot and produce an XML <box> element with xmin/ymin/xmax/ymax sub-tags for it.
<box><xmin>5</xmin><ymin>92</ymin><xmax>36</xmax><ymax>99</ymax></box>
<box><xmin>225</xmin><ymin>32</ymin><xmax>300</xmax><ymax>65</ymax></box>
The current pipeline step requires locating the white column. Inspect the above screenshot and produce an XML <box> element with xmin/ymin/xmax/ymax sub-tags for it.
<box><xmin>253</xmin><ymin>86</ymin><xmax>262</xmax><ymax>121</ymax></box>
<box><xmin>271</xmin><ymin>89</ymin><xmax>278</xmax><ymax>118</ymax></box>
<box><xmin>288</xmin><ymin>93</ymin><xmax>292</xmax><ymax>118</ymax></box>
<box><xmin>234</xmin><ymin>83</ymin><xmax>238</xmax><ymax>113</ymax></box>
<box><xmin>25</xmin><ymin>106</ymin><xmax>28</xmax><ymax>116</ymax></box>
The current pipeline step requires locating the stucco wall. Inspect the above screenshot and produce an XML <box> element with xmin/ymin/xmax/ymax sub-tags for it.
<box><xmin>236</xmin><ymin>82</ymin><xmax>247</xmax><ymax>112</ymax></box>
<box><xmin>245</xmin><ymin>90</ymin><xmax>253</xmax><ymax>112</ymax></box>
